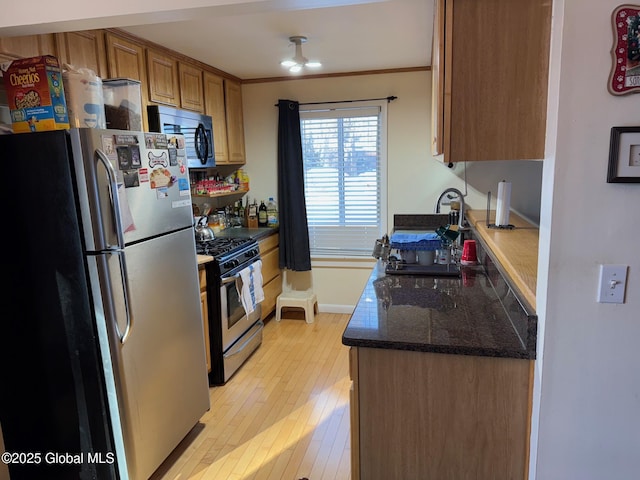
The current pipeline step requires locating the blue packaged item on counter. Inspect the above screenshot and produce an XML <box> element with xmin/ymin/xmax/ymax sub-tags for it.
<box><xmin>389</xmin><ymin>232</ymin><xmax>441</xmax><ymax>251</ymax></box>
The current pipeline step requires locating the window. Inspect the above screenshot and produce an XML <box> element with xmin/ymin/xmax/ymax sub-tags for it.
<box><xmin>300</xmin><ymin>101</ymin><xmax>387</xmax><ymax>257</ymax></box>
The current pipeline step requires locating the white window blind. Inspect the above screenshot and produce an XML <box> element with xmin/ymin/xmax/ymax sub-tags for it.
<box><xmin>300</xmin><ymin>101</ymin><xmax>387</xmax><ymax>257</ymax></box>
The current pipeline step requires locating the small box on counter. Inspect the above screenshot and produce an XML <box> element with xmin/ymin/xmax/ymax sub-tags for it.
<box><xmin>0</xmin><ymin>55</ymin><xmax>70</xmax><ymax>133</ymax></box>
<box><xmin>102</xmin><ymin>78</ymin><xmax>142</xmax><ymax>131</ymax></box>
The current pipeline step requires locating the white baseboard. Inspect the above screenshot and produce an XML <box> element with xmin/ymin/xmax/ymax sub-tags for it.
<box><xmin>319</xmin><ymin>304</ymin><xmax>355</xmax><ymax>314</ymax></box>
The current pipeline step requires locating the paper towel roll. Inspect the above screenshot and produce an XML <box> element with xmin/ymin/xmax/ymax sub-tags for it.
<box><xmin>62</xmin><ymin>65</ymin><xmax>106</xmax><ymax>129</ymax></box>
<box><xmin>495</xmin><ymin>180</ymin><xmax>511</xmax><ymax>226</ymax></box>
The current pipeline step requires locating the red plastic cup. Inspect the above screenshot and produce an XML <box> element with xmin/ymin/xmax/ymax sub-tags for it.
<box><xmin>460</xmin><ymin>240</ymin><xmax>478</xmax><ymax>265</ymax></box>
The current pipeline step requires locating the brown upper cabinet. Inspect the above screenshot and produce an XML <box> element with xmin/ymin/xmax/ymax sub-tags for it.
<box><xmin>2</xmin><ymin>29</ymin><xmax>246</xmax><ymax>166</ymax></box>
<box><xmin>56</xmin><ymin>30</ymin><xmax>108</xmax><ymax>78</ymax></box>
<box><xmin>179</xmin><ymin>62</ymin><xmax>205</xmax><ymax>113</ymax></box>
<box><xmin>0</xmin><ymin>34</ymin><xmax>57</xmax><ymax>61</ymax></box>
<box><xmin>147</xmin><ymin>48</ymin><xmax>180</xmax><ymax>107</ymax></box>
<box><xmin>203</xmin><ymin>73</ymin><xmax>245</xmax><ymax>165</ymax></box>
<box><xmin>104</xmin><ymin>31</ymin><xmax>149</xmax><ymax>130</ymax></box>
<box><xmin>203</xmin><ymin>71</ymin><xmax>230</xmax><ymax>163</ymax></box>
<box><xmin>224</xmin><ymin>79</ymin><xmax>246</xmax><ymax>165</ymax></box>
<box><xmin>431</xmin><ymin>0</ymin><xmax>552</xmax><ymax>162</ymax></box>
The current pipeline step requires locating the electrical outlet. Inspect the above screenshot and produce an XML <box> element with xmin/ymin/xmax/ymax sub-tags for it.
<box><xmin>597</xmin><ymin>265</ymin><xmax>628</xmax><ymax>304</ymax></box>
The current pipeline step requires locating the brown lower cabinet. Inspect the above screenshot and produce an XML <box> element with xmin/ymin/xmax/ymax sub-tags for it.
<box><xmin>258</xmin><ymin>233</ymin><xmax>282</xmax><ymax>320</ymax></box>
<box><xmin>349</xmin><ymin>347</ymin><xmax>532</xmax><ymax>480</ymax></box>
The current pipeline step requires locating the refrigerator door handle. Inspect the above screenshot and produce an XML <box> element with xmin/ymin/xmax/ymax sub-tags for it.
<box><xmin>96</xmin><ymin>149</ymin><xmax>134</xmax><ymax>344</ymax></box>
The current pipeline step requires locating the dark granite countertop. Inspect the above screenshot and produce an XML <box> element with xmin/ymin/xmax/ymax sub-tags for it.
<box><xmin>342</xmin><ymin>255</ymin><xmax>537</xmax><ymax>360</ymax></box>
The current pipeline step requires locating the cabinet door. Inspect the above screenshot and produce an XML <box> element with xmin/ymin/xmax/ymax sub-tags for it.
<box><xmin>147</xmin><ymin>48</ymin><xmax>179</xmax><ymax>106</ymax></box>
<box><xmin>438</xmin><ymin>0</ymin><xmax>551</xmax><ymax>162</ymax></box>
<box><xmin>55</xmin><ymin>30</ymin><xmax>108</xmax><ymax>77</ymax></box>
<box><xmin>224</xmin><ymin>79</ymin><xmax>246</xmax><ymax>164</ymax></box>
<box><xmin>258</xmin><ymin>234</ymin><xmax>282</xmax><ymax>320</ymax></box>
<box><xmin>179</xmin><ymin>62</ymin><xmax>204</xmax><ymax>113</ymax></box>
<box><xmin>105</xmin><ymin>32</ymin><xmax>149</xmax><ymax>130</ymax></box>
<box><xmin>203</xmin><ymin>71</ymin><xmax>229</xmax><ymax>163</ymax></box>
<box><xmin>0</xmin><ymin>34</ymin><xmax>57</xmax><ymax>59</ymax></box>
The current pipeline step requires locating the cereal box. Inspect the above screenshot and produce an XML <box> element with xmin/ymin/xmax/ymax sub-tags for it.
<box><xmin>1</xmin><ymin>55</ymin><xmax>70</xmax><ymax>133</ymax></box>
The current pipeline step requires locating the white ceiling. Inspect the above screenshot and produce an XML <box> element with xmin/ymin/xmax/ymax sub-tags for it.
<box><xmin>119</xmin><ymin>0</ymin><xmax>433</xmax><ymax>80</ymax></box>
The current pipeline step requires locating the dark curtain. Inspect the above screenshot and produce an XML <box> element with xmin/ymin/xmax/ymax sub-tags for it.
<box><xmin>277</xmin><ymin>99</ymin><xmax>311</xmax><ymax>271</ymax></box>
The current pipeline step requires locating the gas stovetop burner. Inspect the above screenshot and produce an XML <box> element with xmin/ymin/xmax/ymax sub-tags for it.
<box><xmin>196</xmin><ymin>237</ymin><xmax>254</xmax><ymax>258</ymax></box>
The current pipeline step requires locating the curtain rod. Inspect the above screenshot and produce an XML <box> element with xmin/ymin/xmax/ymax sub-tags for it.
<box><xmin>275</xmin><ymin>96</ymin><xmax>397</xmax><ymax>107</ymax></box>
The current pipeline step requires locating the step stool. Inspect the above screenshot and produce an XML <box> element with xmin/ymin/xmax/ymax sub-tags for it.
<box><xmin>275</xmin><ymin>290</ymin><xmax>318</xmax><ymax>324</ymax></box>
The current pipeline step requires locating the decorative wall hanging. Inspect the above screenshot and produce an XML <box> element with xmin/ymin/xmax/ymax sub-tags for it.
<box><xmin>608</xmin><ymin>4</ymin><xmax>640</xmax><ymax>95</ymax></box>
<box><xmin>607</xmin><ymin>126</ymin><xmax>640</xmax><ymax>182</ymax></box>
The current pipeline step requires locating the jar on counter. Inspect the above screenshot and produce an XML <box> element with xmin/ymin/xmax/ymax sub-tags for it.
<box><xmin>435</xmin><ymin>245</ymin><xmax>452</xmax><ymax>264</ymax></box>
<box><xmin>208</xmin><ymin>214</ymin><xmax>220</xmax><ymax>233</ymax></box>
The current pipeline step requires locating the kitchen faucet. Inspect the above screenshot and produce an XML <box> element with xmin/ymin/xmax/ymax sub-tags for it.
<box><xmin>435</xmin><ymin>188</ymin><xmax>465</xmax><ymax>229</ymax></box>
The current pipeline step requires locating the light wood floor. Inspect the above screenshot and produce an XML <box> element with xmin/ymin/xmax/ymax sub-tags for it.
<box><xmin>150</xmin><ymin>311</ymin><xmax>352</xmax><ymax>480</ymax></box>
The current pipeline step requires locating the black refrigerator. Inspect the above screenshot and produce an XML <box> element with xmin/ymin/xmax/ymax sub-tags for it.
<box><xmin>0</xmin><ymin>129</ymin><xmax>210</xmax><ymax>479</ymax></box>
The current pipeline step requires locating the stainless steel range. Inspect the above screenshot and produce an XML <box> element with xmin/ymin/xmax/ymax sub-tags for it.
<box><xmin>196</xmin><ymin>236</ymin><xmax>264</xmax><ymax>385</ymax></box>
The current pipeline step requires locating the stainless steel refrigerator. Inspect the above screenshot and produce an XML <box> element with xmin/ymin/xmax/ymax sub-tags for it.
<box><xmin>0</xmin><ymin>128</ymin><xmax>210</xmax><ymax>479</ymax></box>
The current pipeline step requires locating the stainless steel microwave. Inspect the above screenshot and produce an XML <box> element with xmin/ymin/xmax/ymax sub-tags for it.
<box><xmin>147</xmin><ymin>105</ymin><xmax>215</xmax><ymax>168</ymax></box>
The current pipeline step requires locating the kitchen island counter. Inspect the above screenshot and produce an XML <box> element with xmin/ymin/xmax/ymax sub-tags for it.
<box><xmin>342</xmin><ymin>256</ymin><xmax>536</xmax><ymax>360</ymax></box>
<box><xmin>344</xmin><ymin>242</ymin><xmax>536</xmax><ymax>479</ymax></box>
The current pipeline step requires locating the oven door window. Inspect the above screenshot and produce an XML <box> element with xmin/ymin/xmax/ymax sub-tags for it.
<box><xmin>224</xmin><ymin>279</ymin><xmax>245</xmax><ymax>329</ymax></box>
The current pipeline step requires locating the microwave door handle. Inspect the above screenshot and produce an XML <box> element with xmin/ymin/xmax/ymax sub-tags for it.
<box><xmin>95</xmin><ymin>149</ymin><xmax>134</xmax><ymax>344</ymax></box>
<box><xmin>195</xmin><ymin>123</ymin><xmax>208</xmax><ymax>165</ymax></box>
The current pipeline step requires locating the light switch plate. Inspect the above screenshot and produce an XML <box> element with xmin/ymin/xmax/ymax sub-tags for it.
<box><xmin>597</xmin><ymin>264</ymin><xmax>628</xmax><ymax>304</ymax></box>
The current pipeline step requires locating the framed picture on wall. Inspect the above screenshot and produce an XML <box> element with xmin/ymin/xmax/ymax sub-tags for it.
<box><xmin>608</xmin><ymin>4</ymin><xmax>640</xmax><ymax>95</ymax></box>
<box><xmin>607</xmin><ymin>126</ymin><xmax>640</xmax><ymax>182</ymax></box>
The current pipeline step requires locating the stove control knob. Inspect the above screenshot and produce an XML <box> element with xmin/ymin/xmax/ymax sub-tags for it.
<box><xmin>224</xmin><ymin>259</ymin><xmax>239</xmax><ymax>269</ymax></box>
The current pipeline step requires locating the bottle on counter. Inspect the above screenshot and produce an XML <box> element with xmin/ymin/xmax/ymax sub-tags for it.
<box><xmin>258</xmin><ymin>200</ymin><xmax>268</xmax><ymax>227</ymax></box>
<box><xmin>237</xmin><ymin>200</ymin><xmax>245</xmax><ymax>225</ymax></box>
<box><xmin>267</xmin><ymin>197</ymin><xmax>279</xmax><ymax>228</ymax></box>
<box><xmin>247</xmin><ymin>199</ymin><xmax>259</xmax><ymax>228</ymax></box>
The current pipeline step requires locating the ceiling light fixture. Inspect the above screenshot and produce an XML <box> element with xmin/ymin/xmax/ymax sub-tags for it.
<box><xmin>280</xmin><ymin>36</ymin><xmax>322</xmax><ymax>73</ymax></box>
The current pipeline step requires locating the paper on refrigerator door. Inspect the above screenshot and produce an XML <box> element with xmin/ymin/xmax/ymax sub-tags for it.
<box><xmin>118</xmin><ymin>183</ymin><xmax>136</xmax><ymax>232</ymax></box>
<box><xmin>495</xmin><ymin>181</ymin><xmax>511</xmax><ymax>226</ymax></box>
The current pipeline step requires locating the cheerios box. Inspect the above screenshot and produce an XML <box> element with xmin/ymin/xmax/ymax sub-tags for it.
<box><xmin>1</xmin><ymin>55</ymin><xmax>69</xmax><ymax>133</ymax></box>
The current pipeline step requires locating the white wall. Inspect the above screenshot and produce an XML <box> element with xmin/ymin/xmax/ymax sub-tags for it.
<box><xmin>242</xmin><ymin>71</ymin><xmax>544</xmax><ymax>309</ymax></box>
<box><xmin>531</xmin><ymin>0</ymin><xmax>640</xmax><ymax>478</ymax></box>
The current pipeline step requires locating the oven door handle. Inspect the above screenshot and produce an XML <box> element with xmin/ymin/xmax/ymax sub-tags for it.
<box><xmin>221</xmin><ymin>275</ymin><xmax>239</xmax><ymax>285</ymax></box>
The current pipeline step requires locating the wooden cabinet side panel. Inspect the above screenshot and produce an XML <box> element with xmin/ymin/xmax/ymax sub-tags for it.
<box><xmin>147</xmin><ymin>48</ymin><xmax>179</xmax><ymax>106</ymax></box>
<box><xmin>203</xmin><ymin>71</ymin><xmax>229</xmax><ymax>163</ymax></box>
<box><xmin>357</xmin><ymin>348</ymin><xmax>530</xmax><ymax>480</ymax></box>
<box><xmin>179</xmin><ymin>62</ymin><xmax>204</xmax><ymax>113</ymax></box>
<box><xmin>449</xmin><ymin>0</ymin><xmax>551</xmax><ymax>161</ymax></box>
<box><xmin>55</xmin><ymin>30</ymin><xmax>108</xmax><ymax>78</ymax></box>
<box><xmin>199</xmin><ymin>267</ymin><xmax>211</xmax><ymax>373</ymax></box>
<box><xmin>431</xmin><ymin>0</ymin><xmax>446</xmax><ymax>156</ymax></box>
<box><xmin>224</xmin><ymin>79</ymin><xmax>246</xmax><ymax>164</ymax></box>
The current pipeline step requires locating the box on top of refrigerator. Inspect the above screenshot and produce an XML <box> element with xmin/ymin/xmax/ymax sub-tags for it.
<box><xmin>0</xmin><ymin>55</ymin><xmax>70</xmax><ymax>133</ymax></box>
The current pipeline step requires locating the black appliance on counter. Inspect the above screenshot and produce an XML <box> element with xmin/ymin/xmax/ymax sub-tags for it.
<box><xmin>196</xmin><ymin>237</ymin><xmax>264</xmax><ymax>385</ymax></box>
<box><xmin>147</xmin><ymin>104</ymin><xmax>215</xmax><ymax>168</ymax></box>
